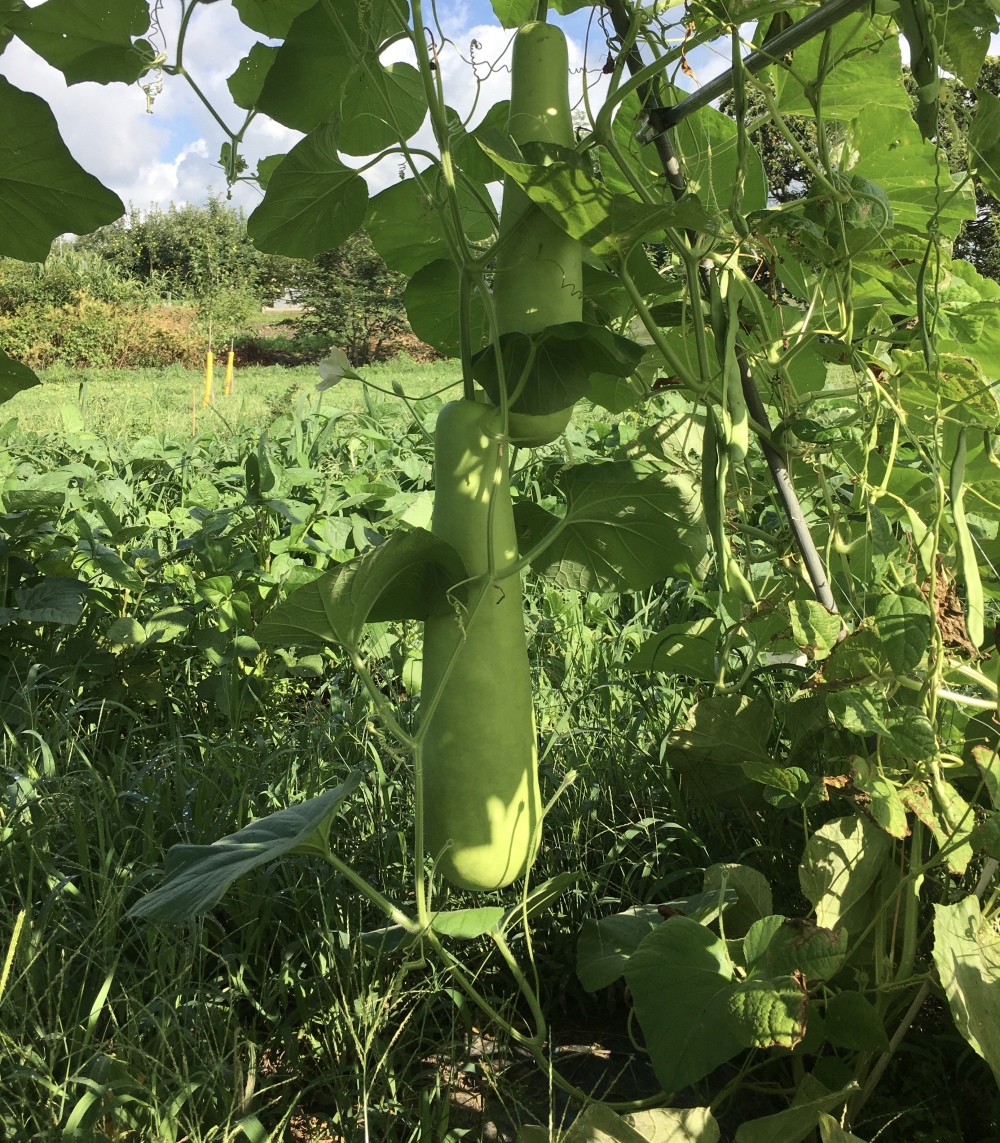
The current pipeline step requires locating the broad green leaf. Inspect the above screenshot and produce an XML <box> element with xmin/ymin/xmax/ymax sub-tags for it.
<box><xmin>972</xmin><ymin>745</ymin><xmax>1000</xmax><ymax>808</ymax></box>
<box><xmin>885</xmin><ymin>712</ymin><xmax>938</xmax><ymax>762</ymax></box>
<box><xmin>626</xmin><ymin>617</ymin><xmax>719</xmax><ymax>680</ymax></box>
<box><xmin>625</xmin><ymin>917</ymin><xmax>742</xmax><ymax>1093</ymax></box>
<box><xmin>577</xmin><ymin>906</ymin><xmax>663</xmax><ymax>992</ymax></box>
<box><xmin>127</xmin><ymin>774</ymin><xmax>363</xmax><ymax>923</ymax></box>
<box><xmin>773</xmin><ymin>13</ymin><xmax>909</xmax><ymax>119</ymax></box>
<box><xmin>849</xmin><ymin>107</ymin><xmax>976</xmax><ymax>239</ymax></box>
<box><xmin>735</xmin><ymin>1081</ymin><xmax>858</xmax><ymax>1143</ymax></box>
<box><xmin>0</xmin><ymin>577</ymin><xmax>86</xmax><ymax>626</ymax></box>
<box><xmin>230</xmin><ymin>0</ymin><xmax>315</xmax><ymax>38</ymax></box>
<box><xmin>339</xmin><ymin>62</ymin><xmax>427</xmax><ymax>157</ymax></box>
<box><xmin>875</xmin><ymin>590</ymin><xmax>931</xmax><ymax>673</ymax></box>
<box><xmin>430</xmin><ymin>907</ymin><xmax>504</xmax><ymax>939</ymax></box>
<box><xmin>821</xmin><ymin>627</ymin><xmax>885</xmax><ymax>684</ymax></box>
<box><xmin>478</xmin><ymin>136</ymin><xmax>712</xmax><ymax>257</ymax></box>
<box><xmin>789</xmin><ymin>599</ymin><xmax>842</xmax><ymax>660</ymax></box>
<box><xmin>799</xmin><ymin>815</ymin><xmax>892</xmax><ymax>935</ymax></box>
<box><xmin>749</xmin><ymin>918</ymin><xmax>848</xmax><ymax>983</ymax></box>
<box><xmin>227</xmin><ymin>43</ymin><xmax>277</xmax><ymax>111</ymax></box>
<box><xmin>366</xmin><ymin>176</ymin><xmax>494</xmax><ymax>276</ymax></box>
<box><xmin>472</xmin><ymin>323</ymin><xmax>644</xmax><ymax>416</ymax></box>
<box><xmin>11</xmin><ymin>0</ymin><xmax>153</xmax><ymax>85</ymax></box>
<box><xmin>826</xmin><ymin>688</ymin><xmax>889</xmax><ymax>736</ymax></box>
<box><xmin>623</xmin><ymin>1108</ymin><xmax>720</xmax><ymax>1143</ymax></box>
<box><xmin>972</xmin><ymin>813</ymin><xmax>1000</xmax><ymax>859</ymax></box>
<box><xmin>106</xmin><ymin>616</ymin><xmax>145</xmax><ymax>647</ymax></box>
<box><xmin>255</xmin><ymin>3</ymin><xmax>407</xmax><ymax>130</ymax></box>
<box><xmin>932</xmin><ymin>895</ymin><xmax>1000</xmax><ymax>1084</ymax></box>
<box><xmin>404</xmin><ymin>259</ymin><xmax>488</xmax><ymax>358</ymax></box>
<box><xmin>892</xmin><ymin>350</ymin><xmax>1000</xmax><ymax>427</ymax></box>
<box><xmin>850</xmin><ymin>758</ymin><xmax>909</xmax><ymax>840</ymax></box>
<box><xmin>255</xmin><ymin>154</ymin><xmax>284</xmax><ymax>192</ymax></box>
<box><xmin>562</xmin><ymin>1103</ymin><xmax>648</xmax><ymax>1143</ymax></box>
<box><xmin>0</xmin><ymin>346</ymin><xmax>40</xmax><ymax>403</ymax></box>
<box><xmin>726</xmin><ymin>974</ymin><xmax>808</xmax><ymax>1049</ymax></box>
<box><xmin>488</xmin><ymin>0</ymin><xmax>536</xmax><ymax>27</ymax></box>
<box><xmin>704</xmin><ymin>863</ymin><xmax>772</xmax><ymax>939</ymax></box>
<box><xmin>254</xmin><ymin>528</ymin><xmax>467</xmax><ymax>651</ymax></box>
<box><xmin>0</xmin><ymin>77</ymin><xmax>124</xmax><ymax>261</ymax></box>
<box><xmin>514</xmin><ymin>465</ymin><xmax>706</xmax><ymax>592</ymax></box>
<box><xmin>451</xmin><ymin>101</ymin><xmax>509</xmax><ymax>185</ymax></box>
<box><xmin>930</xmin><ymin>778</ymin><xmax>975</xmax><ymax>875</ymax></box>
<box><xmin>824</xmin><ymin>990</ymin><xmax>889</xmax><ymax>1052</ymax></box>
<box><xmin>818</xmin><ymin>1114</ymin><xmax>868</xmax><ymax>1143</ymax></box>
<box><xmin>247</xmin><ymin>123</ymin><xmax>368</xmax><ymax>258</ymax></box>
<box><xmin>662</xmin><ymin>694</ymin><xmax>773</xmax><ymax>768</ymax></box>
<box><xmin>969</xmin><ymin>89</ymin><xmax>1000</xmax><ymax>202</ymax></box>
<box><xmin>0</xmin><ymin>0</ymin><xmax>25</xmax><ymax>52</ymax></box>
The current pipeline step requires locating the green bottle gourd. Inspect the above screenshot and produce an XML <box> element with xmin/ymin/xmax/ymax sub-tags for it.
<box><xmin>492</xmin><ymin>21</ymin><xmax>583</xmax><ymax>447</ymax></box>
<box><xmin>421</xmin><ymin>400</ymin><xmax>541</xmax><ymax>891</ymax></box>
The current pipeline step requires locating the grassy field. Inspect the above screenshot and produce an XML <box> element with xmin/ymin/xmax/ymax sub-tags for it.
<box><xmin>6</xmin><ymin>355</ymin><xmax>465</xmax><ymax>438</ymax></box>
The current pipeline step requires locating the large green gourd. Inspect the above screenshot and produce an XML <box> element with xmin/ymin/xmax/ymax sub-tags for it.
<box><xmin>421</xmin><ymin>400</ymin><xmax>541</xmax><ymax>891</ymax></box>
<box><xmin>492</xmin><ymin>21</ymin><xmax>583</xmax><ymax>447</ymax></box>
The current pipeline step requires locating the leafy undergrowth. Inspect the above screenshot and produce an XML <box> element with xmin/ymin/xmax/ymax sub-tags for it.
<box><xmin>0</xmin><ymin>389</ymin><xmax>996</xmax><ymax>1141</ymax></box>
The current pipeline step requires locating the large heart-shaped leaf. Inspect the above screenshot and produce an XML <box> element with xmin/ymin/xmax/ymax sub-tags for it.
<box><xmin>799</xmin><ymin>816</ymin><xmax>892</xmax><ymax>935</ymax></box>
<box><xmin>255</xmin><ymin>528</ymin><xmax>467</xmax><ymax>652</ymax></box>
<box><xmin>11</xmin><ymin>0</ymin><xmax>153</xmax><ymax>85</ymax></box>
<box><xmin>128</xmin><ymin>773</ymin><xmax>363</xmax><ymax>924</ymax></box>
<box><xmin>231</xmin><ymin>0</ymin><xmax>315</xmax><ymax>39</ymax></box>
<box><xmin>247</xmin><ymin>122</ymin><xmax>368</xmax><ymax>258</ymax></box>
<box><xmin>338</xmin><ymin>62</ymin><xmax>427</xmax><ymax>157</ymax></box>
<box><xmin>472</xmin><ymin>323</ymin><xmax>644</xmax><ymax>416</ymax></box>
<box><xmin>0</xmin><ymin>77</ymin><xmax>124</xmax><ymax>261</ymax></box>
<box><xmin>513</xmin><ymin>465</ymin><xmax>707</xmax><ymax>592</ymax></box>
<box><xmin>404</xmin><ymin>258</ymin><xmax>489</xmax><ymax>358</ymax></box>
<box><xmin>227</xmin><ymin>43</ymin><xmax>278</xmax><ymax>111</ymax></box>
<box><xmin>0</xmin><ymin>346</ymin><xmax>40</xmax><ymax>404</ymax></box>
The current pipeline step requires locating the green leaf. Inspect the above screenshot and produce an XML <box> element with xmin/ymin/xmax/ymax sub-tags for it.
<box><xmin>821</xmin><ymin>628</ymin><xmax>885</xmax><ymax>685</ymax></box>
<box><xmin>227</xmin><ymin>43</ymin><xmax>277</xmax><ymax>111</ymax></box>
<box><xmin>472</xmin><ymin>323</ymin><xmax>644</xmax><ymax>417</ymax></box>
<box><xmin>704</xmin><ymin>864</ymin><xmax>772</xmax><ymax>939</ymax></box>
<box><xmin>972</xmin><ymin>745</ymin><xmax>1000</xmax><ymax>809</ymax></box>
<box><xmin>247</xmin><ymin>122</ymin><xmax>368</xmax><ymax>259</ymax></box>
<box><xmin>850</xmin><ymin>758</ymin><xmax>909</xmax><ymax>840</ymax></box>
<box><xmin>339</xmin><ymin>62</ymin><xmax>427</xmax><ymax>156</ymax></box>
<box><xmin>623</xmin><ymin>1108</ymin><xmax>720</xmax><ymax>1143</ymax></box>
<box><xmin>0</xmin><ymin>346</ymin><xmax>40</xmax><ymax>403</ymax></box>
<box><xmin>826</xmin><ymin>689</ymin><xmax>889</xmax><ymax>736</ymax></box>
<box><xmin>0</xmin><ymin>77</ymin><xmax>124</xmax><ymax>261</ymax></box>
<box><xmin>255</xmin><ymin>528</ymin><xmax>467</xmax><ymax>652</ymax></box>
<box><xmin>451</xmin><ymin>101</ymin><xmax>509</xmax><ymax>185</ymax></box>
<box><xmin>0</xmin><ymin>0</ymin><xmax>25</xmax><ymax>52</ymax></box>
<box><xmin>849</xmin><ymin>107</ymin><xmax>976</xmax><ymax>239</ymax></box>
<box><xmin>789</xmin><ymin>600</ymin><xmax>842</xmax><ymax>660</ymax></box>
<box><xmin>818</xmin><ymin>1114</ymin><xmax>868</xmax><ymax>1143</ymax></box>
<box><xmin>969</xmin><ymin>88</ymin><xmax>1000</xmax><ymax>202</ymax></box>
<box><xmin>577</xmin><ymin>906</ymin><xmax>663</xmax><ymax>992</ymax></box>
<box><xmin>255</xmin><ymin>154</ymin><xmax>284</xmax><ymax>192</ymax></box>
<box><xmin>478</xmin><ymin>135</ymin><xmax>712</xmax><ymax>257</ymax></box>
<box><xmin>875</xmin><ymin>589</ymin><xmax>931</xmax><ymax>673</ymax></box>
<box><xmin>230</xmin><ymin>0</ymin><xmax>315</xmax><ymax>38</ymax></box>
<box><xmin>799</xmin><ymin>815</ymin><xmax>892</xmax><ymax>935</ymax></box>
<box><xmin>127</xmin><ymin>774</ymin><xmax>363</xmax><ymax>923</ymax></box>
<box><xmin>404</xmin><ymin>259</ymin><xmax>488</xmax><ymax>359</ymax></box>
<box><xmin>663</xmin><ymin>694</ymin><xmax>773</xmax><ymax>768</ymax></box>
<box><xmin>626</xmin><ymin>617</ymin><xmax>719</xmax><ymax>680</ymax></box>
<box><xmin>366</xmin><ymin>176</ymin><xmax>494</xmax><ymax>276</ymax></box>
<box><xmin>773</xmin><ymin>13</ymin><xmax>910</xmax><ymax>120</ymax></box>
<box><xmin>824</xmin><ymin>991</ymin><xmax>889</xmax><ymax>1052</ymax></box>
<box><xmin>11</xmin><ymin>0</ymin><xmax>153</xmax><ymax>85</ymax></box>
<box><xmin>726</xmin><ymin>974</ymin><xmax>808</xmax><ymax>1050</ymax></box>
<box><xmin>748</xmin><ymin>918</ymin><xmax>848</xmax><ymax>983</ymax></box>
<box><xmin>0</xmin><ymin>577</ymin><xmax>86</xmax><ymax>626</ymax></box>
<box><xmin>933</xmin><ymin>895</ymin><xmax>1000</xmax><ymax>1084</ymax></box>
<box><xmin>734</xmin><ymin>1080</ymin><xmax>858</xmax><ymax>1143</ymax></box>
<box><xmin>625</xmin><ymin>917</ymin><xmax>742</xmax><ymax>1093</ymax></box>
<box><xmin>253</xmin><ymin>1</ymin><xmax>402</xmax><ymax>133</ymax></box>
<box><xmin>430</xmin><ymin>907</ymin><xmax>504</xmax><ymax>939</ymax></box>
<box><xmin>514</xmin><ymin>466</ymin><xmax>706</xmax><ymax>592</ymax></box>
<box><xmin>487</xmin><ymin>0</ymin><xmax>536</xmax><ymax>27</ymax></box>
<box><xmin>885</xmin><ymin>712</ymin><xmax>937</xmax><ymax>762</ymax></box>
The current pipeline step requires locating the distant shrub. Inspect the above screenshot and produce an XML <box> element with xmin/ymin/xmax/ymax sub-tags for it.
<box><xmin>0</xmin><ymin>294</ymin><xmax>205</xmax><ymax>368</ymax></box>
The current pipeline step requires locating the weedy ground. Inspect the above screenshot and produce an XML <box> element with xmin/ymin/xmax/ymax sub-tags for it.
<box><xmin>0</xmin><ymin>361</ymin><xmax>994</xmax><ymax>1142</ymax></box>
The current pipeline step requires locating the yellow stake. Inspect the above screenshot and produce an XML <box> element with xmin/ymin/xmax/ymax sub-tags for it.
<box><xmin>223</xmin><ymin>348</ymin><xmax>234</xmax><ymax>396</ymax></box>
<box><xmin>202</xmin><ymin>351</ymin><xmax>214</xmax><ymax>407</ymax></box>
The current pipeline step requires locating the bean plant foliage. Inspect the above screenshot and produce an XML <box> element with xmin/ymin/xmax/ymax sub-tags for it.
<box><xmin>5</xmin><ymin>0</ymin><xmax>1000</xmax><ymax>1136</ymax></box>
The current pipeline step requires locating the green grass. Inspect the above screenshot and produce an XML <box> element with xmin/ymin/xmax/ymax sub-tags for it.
<box><xmin>5</xmin><ymin>355</ymin><xmax>464</xmax><ymax>439</ymax></box>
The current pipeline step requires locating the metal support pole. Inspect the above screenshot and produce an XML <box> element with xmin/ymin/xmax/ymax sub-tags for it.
<box><xmin>605</xmin><ymin>0</ymin><xmax>841</xmax><ymax>615</ymax></box>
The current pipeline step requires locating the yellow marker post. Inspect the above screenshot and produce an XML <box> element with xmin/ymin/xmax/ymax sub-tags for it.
<box><xmin>202</xmin><ymin>351</ymin><xmax>214</xmax><ymax>407</ymax></box>
<box><xmin>223</xmin><ymin>348</ymin><xmax>234</xmax><ymax>397</ymax></box>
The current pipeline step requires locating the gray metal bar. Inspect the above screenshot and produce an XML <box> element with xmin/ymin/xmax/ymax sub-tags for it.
<box><xmin>637</xmin><ymin>0</ymin><xmax>871</xmax><ymax>141</ymax></box>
